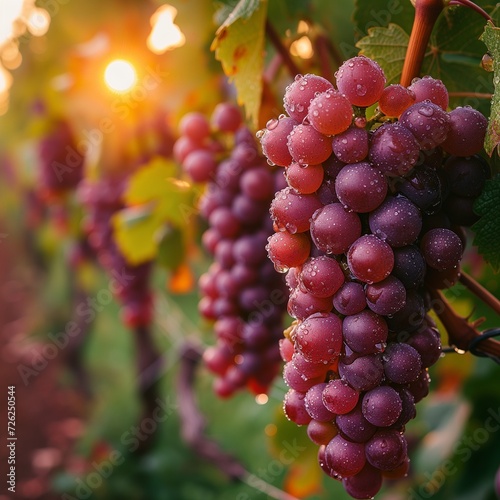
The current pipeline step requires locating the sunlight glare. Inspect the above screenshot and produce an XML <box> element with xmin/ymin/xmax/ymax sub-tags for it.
<box><xmin>104</xmin><ymin>59</ymin><xmax>137</xmax><ymax>93</ymax></box>
<box><xmin>0</xmin><ymin>0</ymin><xmax>25</xmax><ymax>47</ymax></box>
<box><xmin>147</xmin><ymin>4</ymin><xmax>185</xmax><ymax>54</ymax></box>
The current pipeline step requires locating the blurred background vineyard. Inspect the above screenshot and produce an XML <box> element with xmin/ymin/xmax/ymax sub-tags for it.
<box><xmin>0</xmin><ymin>1</ymin><xmax>500</xmax><ymax>499</ymax></box>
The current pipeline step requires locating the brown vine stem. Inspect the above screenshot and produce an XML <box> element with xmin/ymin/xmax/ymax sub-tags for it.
<box><xmin>265</xmin><ymin>20</ymin><xmax>301</xmax><ymax>78</ymax></box>
<box><xmin>400</xmin><ymin>0</ymin><xmax>445</xmax><ymax>86</ymax></box>
<box><xmin>448</xmin><ymin>92</ymin><xmax>493</xmax><ymax>99</ymax></box>
<box><xmin>459</xmin><ymin>271</ymin><xmax>500</xmax><ymax>316</ymax></box>
<box><xmin>428</xmin><ymin>288</ymin><xmax>500</xmax><ymax>357</ymax></box>
<box><xmin>177</xmin><ymin>341</ymin><xmax>300</xmax><ymax>500</ymax></box>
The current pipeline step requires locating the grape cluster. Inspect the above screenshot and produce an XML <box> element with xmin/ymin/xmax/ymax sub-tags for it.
<box><xmin>77</xmin><ymin>176</ymin><xmax>153</xmax><ymax>327</ymax></box>
<box><xmin>176</xmin><ymin>103</ymin><xmax>288</xmax><ymax>397</ymax></box>
<box><xmin>259</xmin><ymin>56</ymin><xmax>489</xmax><ymax>499</ymax></box>
<box><xmin>38</xmin><ymin>119</ymin><xmax>84</xmax><ymax>200</ymax></box>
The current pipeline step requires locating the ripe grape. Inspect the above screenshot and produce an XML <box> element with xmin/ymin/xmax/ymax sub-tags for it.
<box><xmin>336</xmin><ymin>56</ymin><xmax>386</xmax><ymax>107</ymax></box>
<box><xmin>308</xmin><ymin>89</ymin><xmax>353</xmax><ymax>136</ymax></box>
<box><xmin>284</xmin><ymin>73</ymin><xmax>334</xmax><ymax>122</ymax></box>
<box><xmin>335</xmin><ymin>162</ymin><xmax>388</xmax><ymax>213</ymax></box>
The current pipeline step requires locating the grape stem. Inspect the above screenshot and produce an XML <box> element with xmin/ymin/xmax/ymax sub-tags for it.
<box><xmin>428</xmin><ymin>288</ymin><xmax>500</xmax><ymax>358</ymax></box>
<box><xmin>177</xmin><ymin>341</ymin><xmax>301</xmax><ymax>500</ymax></box>
<box><xmin>448</xmin><ymin>0</ymin><xmax>494</xmax><ymax>24</ymax></box>
<box><xmin>459</xmin><ymin>271</ymin><xmax>500</xmax><ymax>317</ymax></box>
<box><xmin>400</xmin><ymin>0</ymin><xmax>445</xmax><ymax>86</ymax></box>
<box><xmin>265</xmin><ymin>20</ymin><xmax>302</xmax><ymax>78</ymax></box>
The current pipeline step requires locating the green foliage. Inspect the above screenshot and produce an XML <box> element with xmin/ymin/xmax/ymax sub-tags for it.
<box><xmin>472</xmin><ymin>175</ymin><xmax>500</xmax><ymax>272</ymax></box>
<box><xmin>481</xmin><ymin>23</ymin><xmax>500</xmax><ymax>156</ymax></box>
<box><xmin>353</xmin><ymin>0</ymin><xmax>415</xmax><ymax>37</ymax></box>
<box><xmin>112</xmin><ymin>157</ymin><xmax>194</xmax><ymax>265</ymax></box>
<box><xmin>212</xmin><ymin>0</ymin><xmax>268</xmax><ymax>129</ymax></box>
<box><xmin>356</xmin><ymin>23</ymin><xmax>409</xmax><ymax>84</ymax></box>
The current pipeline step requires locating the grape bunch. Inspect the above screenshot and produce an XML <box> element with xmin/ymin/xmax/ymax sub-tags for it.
<box><xmin>77</xmin><ymin>176</ymin><xmax>154</xmax><ymax>328</ymax></box>
<box><xmin>38</xmin><ymin>118</ymin><xmax>84</xmax><ymax>201</ymax></box>
<box><xmin>258</xmin><ymin>56</ymin><xmax>490</xmax><ymax>499</ymax></box>
<box><xmin>176</xmin><ymin>103</ymin><xmax>288</xmax><ymax>397</ymax></box>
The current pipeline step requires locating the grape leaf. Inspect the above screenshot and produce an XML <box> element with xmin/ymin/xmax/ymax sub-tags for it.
<box><xmin>214</xmin><ymin>0</ymin><xmax>261</xmax><ymax>28</ymax></box>
<box><xmin>112</xmin><ymin>157</ymin><xmax>195</xmax><ymax>265</ymax></box>
<box><xmin>480</xmin><ymin>23</ymin><xmax>500</xmax><ymax>156</ymax></box>
<box><xmin>212</xmin><ymin>0</ymin><xmax>268</xmax><ymax>129</ymax></box>
<box><xmin>353</xmin><ymin>0</ymin><xmax>415</xmax><ymax>38</ymax></box>
<box><xmin>472</xmin><ymin>174</ymin><xmax>500</xmax><ymax>271</ymax></box>
<box><xmin>356</xmin><ymin>23</ymin><xmax>410</xmax><ymax>84</ymax></box>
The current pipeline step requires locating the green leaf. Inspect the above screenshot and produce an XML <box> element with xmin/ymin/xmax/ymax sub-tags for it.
<box><xmin>113</xmin><ymin>157</ymin><xmax>195</xmax><ymax>265</ymax></box>
<box><xmin>214</xmin><ymin>0</ymin><xmax>261</xmax><ymax>29</ymax></box>
<box><xmin>353</xmin><ymin>0</ymin><xmax>415</xmax><ymax>38</ymax></box>
<box><xmin>480</xmin><ymin>23</ymin><xmax>500</xmax><ymax>156</ymax></box>
<box><xmin>156</xmin><ymin>225</ymin><xmax>185</xmax><ymax>271</ymax></box>
<box><xmin>356</xmin><ymin>23</ymin><xmax>410</xmax><ymax>84</ymax></box>
<box><xmin>472</xmin><ymin>174</ymin><xmax>500</xmax><ymax>271</ymax></box>
<box><xmin>212</xmin><ymin>0</ymin><xmax>267</xmax><ymax>129</ymax></box>
<box><xmin>112</xmin><ymin>207</ymin><xmax>162</xmax><ymax>265</ymax></box>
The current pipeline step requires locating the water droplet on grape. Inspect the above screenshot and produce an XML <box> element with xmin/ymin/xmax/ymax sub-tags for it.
<box><xmin>356</xmin><ymin>84</ymin><xmax>367</xmax><ymax>96</ymax></box>
<box><xmin>418</xmin><ymin>105</ymin><xmax>434</xmax><ymax>117</ymax></box>
<box><xmin>266</xmin><ymin>118</ymin><xmax>279</xmax><ymax>130</ymax></box>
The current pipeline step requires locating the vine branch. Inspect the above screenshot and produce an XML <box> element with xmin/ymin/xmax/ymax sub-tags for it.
<box><xmin>428</xmin><ymin>288</ymin><xmax>500</xmax><ymax>358</ymax></box>
<box><xmin>400</xmin><ymin>0</ymin><xmax>445</xmax><ymax>86</ymax></box>
<box><xmin>176</xmin><ymin>340</ymin><xmax>300</xmax><ymax>500</ymax></box>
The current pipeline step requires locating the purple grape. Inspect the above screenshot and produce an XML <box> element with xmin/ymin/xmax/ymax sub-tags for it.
<box><xmin>441</xmin><ymin>106</ymin><xmax>487</xmax><ymax>157</ymax></box>
<box><xmin>420</xmin><ymin>228</ymin><xmax>463</xmax><ymax>271</ymax></box>
<box><xmin>339</xmin><ymin>354</ymin><xmax>384</xmax><ymax>392</ymax></box>
<box><xmin>362</xmin><ymin>386</ymin><xmax>403</xmax><ymax>427</ymax></box>
<box><xmin>369</xmin><ymin>123</ymin><xmax>420</xmax><ymax>176</ymax></box>
<box><xmin>383</xmin><ymin>343</ymin><xmax>422</xmax><ymax>384</ymax></box>
<box><xmin>332</xmin><ymin>127</ymin><xmax>369</xmax><ymax>164</ymax></box>
<box><xmin>310</xmin><ymin>203</ymin><xmax>362</xmax><ymax>255</ymax></box>
<box><xmin>343</xmin><ymin>310</ymin><xmax>388</xmax><ymax>354</ymax></box>
<box><xmin>392</xmin><ymin>245</ymin><xmax>426</xmax><ymax>289</ymax></box>
<box><xmin>365</xmin><ymin>429</ymin><xmax>407</xmax><ymax>470</ymax></box>
<box><xmin>368</xmin><ymin>195</ymin><xmax>422</xmax><ymax>248</ymax></box>
<box><xmin>335</xmin><ymin>162</ymin><xmax>387</xmax><ymax>213</ymax></box>
<box><xmin>365</xmin><ymin>276</ymin><xmax>406</xmax><ymax>316</ymax></box>
<box><xmin>333</xmin><ymin>282</ymin><xmax>367</xmax><ymax>316</ymax></box>
<box><xmin>325</xmin><ymin>434</ymin><xmax>366</xmax><ymax>477</ymax></box>
<box><xmin>347</xmin><ymin>234</ymin><xmax>394</xmax><ymax>284</ymax></box>
<box><xmin>399</xmin><ymin>101</ymin><xmax>450</xmax><ymax>150</ymax></box>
